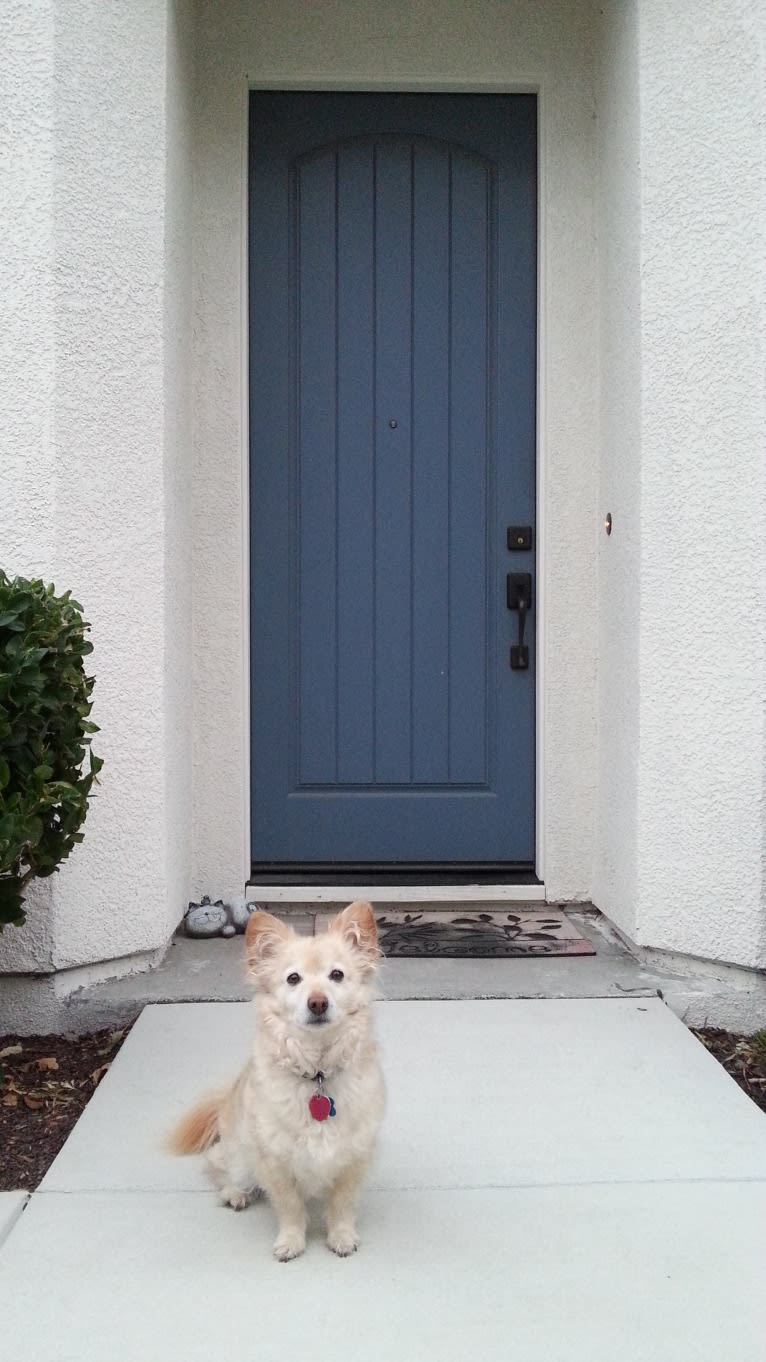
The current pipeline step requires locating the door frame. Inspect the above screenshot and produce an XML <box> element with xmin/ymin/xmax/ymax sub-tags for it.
<box><xmin>241</xmin><ymin>78</ymin><xmax>547</xmax><ymax>887</ymax></box>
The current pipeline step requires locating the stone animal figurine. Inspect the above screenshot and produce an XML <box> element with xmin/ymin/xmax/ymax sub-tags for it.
<box><xmin>183</xmin><ymin>895</ymin><xmax>259</xmax><ymax>939</ymax></box>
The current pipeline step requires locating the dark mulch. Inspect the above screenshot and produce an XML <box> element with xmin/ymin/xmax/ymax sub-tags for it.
<box><xmin>0</xmin><ymin>1025</ymin><xmax>132</xmax><ymax>1191</ymax></box>
<box><xmin>0</xmin><ymin>1022</ymin><xmax>764</xmax><ymax>1192</ymax></box>
<box><xmin>693</xmin><ymin>1028</ymin><xmax>766</xmax><ymax>1116</ymax></box>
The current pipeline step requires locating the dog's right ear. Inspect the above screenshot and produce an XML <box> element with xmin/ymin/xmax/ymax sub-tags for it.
<box><xmin>245</xmin><ymin>911</ymin><xmax>291</xmax><ymax>975</ymax></box>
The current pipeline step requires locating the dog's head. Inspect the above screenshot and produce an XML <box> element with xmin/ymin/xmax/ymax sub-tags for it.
<box><xmin>245</xmin><ymin>900</ymin><xmax>380</xmax><ymax>1030</ymax></box>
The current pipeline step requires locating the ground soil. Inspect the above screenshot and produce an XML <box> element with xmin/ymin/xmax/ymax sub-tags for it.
<box><xmin>0</xmin><ymin>1023</ymin><xmax>134</xmax><ymax>1191</ymax></box>
<box><xmin>1</xmin><ymin>1022</ymin><xmax>764</xmax><ymax>1191</ymax></box>
<box><xmin>692</xmin><ymin>1028</ymin><xmax>766</xmax><ymax>1117</ymax></box>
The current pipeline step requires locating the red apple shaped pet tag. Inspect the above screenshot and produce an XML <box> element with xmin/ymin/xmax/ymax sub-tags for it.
<box><xmin>309</xmin><ymin>1072</ymin><xmax>336</xmax><ymax>1122</ymax></box>
<box><xmin>309</xmin><ymin>1093</ymin><xmax>332</xmax><ymax>1121</ymax></box>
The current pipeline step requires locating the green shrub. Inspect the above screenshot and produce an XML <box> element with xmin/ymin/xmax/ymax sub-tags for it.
<box><xmin>0</xmin><ymin>573</ymin><xmax>102</xmax><ymax>929</ymax></box>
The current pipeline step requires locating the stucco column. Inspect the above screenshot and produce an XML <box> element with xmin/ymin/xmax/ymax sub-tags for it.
<box><xmin>596</xmin><ymin>0</ymin><xmax>766</xmax><ymax>969</ymax></box>
<box><xmin>0</xmin><ymin>0</ymin><xmax>193</xmax><ymax>977</ymax></box>
<box><xmin>636</xmin><ymin>0</ymin><xmax>766</xmax><ymax>967</ymax></box>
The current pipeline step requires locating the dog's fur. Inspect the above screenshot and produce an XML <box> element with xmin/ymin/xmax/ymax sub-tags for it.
<box><xmin>169</xmin><ymin>901</ymin><xmax>385</xmax><ymax>1261</ymax></box>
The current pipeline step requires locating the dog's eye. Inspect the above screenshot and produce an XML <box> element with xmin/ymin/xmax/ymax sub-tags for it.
<box><xmin>286</xmin><ymin>972</ymin><xmax>302</xmax><ymax>986</ymax></box>
<box><xmin>329</xmin><ymin>969</ymin><xmax>344</xmax><ymax>983</ymax></box>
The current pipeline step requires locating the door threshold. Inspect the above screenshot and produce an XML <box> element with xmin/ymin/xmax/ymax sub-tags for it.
<box><xmin>247</xmin><ymin>883</ymin><xmax>547</xmax><ymax>904</ymax></box>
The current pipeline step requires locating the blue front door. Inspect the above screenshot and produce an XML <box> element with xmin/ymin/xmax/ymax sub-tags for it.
<box><xmin>250</xmin><ymin>93</ymin><xmax>537</xmax><ymax>868</ymax></box>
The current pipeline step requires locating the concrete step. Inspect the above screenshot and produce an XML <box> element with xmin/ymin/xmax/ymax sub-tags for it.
<box><xmin>35</xmin><ymin>999</ymin><xmax>766</xmax><ymax>1195</ymax></box>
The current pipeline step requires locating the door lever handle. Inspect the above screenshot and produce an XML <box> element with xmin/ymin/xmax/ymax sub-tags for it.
<box><xmin>507</xmin><ymin>573</ymin><xmax>532</xmax><ymax>670</ymax></box>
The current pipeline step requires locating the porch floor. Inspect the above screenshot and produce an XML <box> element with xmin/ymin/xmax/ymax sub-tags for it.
<box><xmin>62</xmin><ymin>908</ymin><xmax>766</xmax><ymax>1034</ymax></box>
<box><xmin>1</xmin><ymin>998</ymin><xmax>765</xmax><ymax>1360</ymax></box>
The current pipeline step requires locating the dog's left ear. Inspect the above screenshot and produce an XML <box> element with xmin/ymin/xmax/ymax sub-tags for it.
<box><xmin>331</xmin><ymin>900</ymin><xmax>380</xmax><ymax>967</ymax></box>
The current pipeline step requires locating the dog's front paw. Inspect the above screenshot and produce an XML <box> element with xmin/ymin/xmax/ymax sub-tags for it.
<box><xmin>221</xmin><ymin>1185</ymin><xmax>260</xmax><ymax>1211</ymax></box>
<box><xmin>326</xmin><ymin>1227</ymin><xmax>360</xmax><ymax>1257</ymax></box>
<box><xmin>273</xmin><ymin>1230</ymin><xmax>306</xmax><ymax>1262</ymax></box>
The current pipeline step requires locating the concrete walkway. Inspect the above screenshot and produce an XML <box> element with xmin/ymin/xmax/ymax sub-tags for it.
<box><xmin>1</xmin><ymin>998</ymin><xmax>765</xmax><ymax>1360</ymax></box>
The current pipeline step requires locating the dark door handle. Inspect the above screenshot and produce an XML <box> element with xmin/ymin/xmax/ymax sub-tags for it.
<box><xmin>507</xmin><ymin>573</ymin><xmax>532</xmax><ymax>670</ymax></box>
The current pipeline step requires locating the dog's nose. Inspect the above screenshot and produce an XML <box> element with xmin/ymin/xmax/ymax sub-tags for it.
<box><xmin>307</xmin><ymin>993</ymin><xmax>329</xmax><ymax>1017</ymax></box>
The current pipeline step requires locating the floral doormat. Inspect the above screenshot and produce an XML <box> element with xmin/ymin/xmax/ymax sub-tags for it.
<box><xmin>375</xmin><ymin>910</ymin><xmax>596</xmax><ymax>958</ymax></box>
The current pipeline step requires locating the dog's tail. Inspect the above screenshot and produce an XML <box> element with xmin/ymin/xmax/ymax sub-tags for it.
<box><xmin>167</xmin><ymin>1091</ymin><xmax>224</xmax><ymax>1155</ymax></box>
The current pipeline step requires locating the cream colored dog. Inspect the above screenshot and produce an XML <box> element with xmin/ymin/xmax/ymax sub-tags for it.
<box><xmin>170</xmin><ymin>901</ymin><xmax>385</xmax><ymax>1261</ymax></box>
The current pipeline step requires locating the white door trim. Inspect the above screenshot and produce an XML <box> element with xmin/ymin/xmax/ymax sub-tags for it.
<box><xmin>248</xmin><ymin>883</ymin><xmax>547</xmax><ymax>904</ymax></box>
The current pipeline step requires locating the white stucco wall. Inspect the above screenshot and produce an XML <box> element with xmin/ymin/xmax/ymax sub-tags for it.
<box><xmin>594</xmin><ymin>0</ymin><xmax>766</xmax><ymax>969</ymax></box>
<box><xmin>637</xmin><ymin>0</ymin><xmax>766</xmax><ymax>967</ymax></box>
<box><xmin>162</xmin><ymin>0</ymin><xmax>196</xmax><ymax>951</ymax></box>
<box><xmin>4</xmin><ymin>0</ymin><xmax>764</xmax><ymax>983</ymax></box>
<box><xmin>191</xmin><ymin>0</ymin><xmax>600</xmax><ymax>903</ymax></box>
<box><xmin>1</xmin><ymin>2</ymin><xmax>58</xmax><ymax>970</ymax></box>
<box><xmin>593</xmin><ymin>0</ymin><xmax>642</xmax><ymax>937</ymax></box>
<box><xmin>0</xmin><ymin>0</ymin><xmax>195</xmax><ymax>973</ymax></box>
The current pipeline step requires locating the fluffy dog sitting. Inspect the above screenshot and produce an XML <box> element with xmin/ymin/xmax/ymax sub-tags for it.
<box><xmin>170</xmin><ymin>901</ymin><xmax>385</xmax><ymax>1261</ymax></box>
